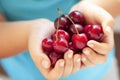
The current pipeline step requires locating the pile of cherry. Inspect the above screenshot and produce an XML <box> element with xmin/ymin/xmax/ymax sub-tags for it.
<box><xmin>42</xmin><ymin>10</ymin><xmax>104</xmax><ymax>67</ymax></box>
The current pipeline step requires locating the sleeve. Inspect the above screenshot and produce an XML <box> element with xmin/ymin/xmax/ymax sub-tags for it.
<box><xmin>0</xmin><ymin>2</ymin><xmax>3</xmax><ymax>13</ymax></box>
<box><xmin>0</xmin><ymin>6</ymin><xmax>3</xmax><ymax>12</ymax></box>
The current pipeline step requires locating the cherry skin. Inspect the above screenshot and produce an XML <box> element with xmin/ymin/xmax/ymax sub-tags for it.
<box><xmin>69</xmin><ymin>11</ymin><xmax>85</xmax><ymax>25</ymax></box>
<box><xmin>53</xmin><ymin>38</ymin><xmax>68</xmax><ymax>54</ymax></box>
<box><xmin>84</xmin><ymin>24</ymin><xmax>103</xmax><ymax>41</ymax></box>
<box><xmin>52</xmin><ymin>29</ymin><xmax>70</xmax><ymax>41</ymax></box>
<box><xmin>54</xmin><ymin>15</ymin><xmax>71</xmax><ymax>30</ymax></box>
<box><xmin>68</xmin><ymin>24</ymin><xmax>84</xmax><ymax>35</ymax></box>
<box><xmin>84</xmin><ymin>24</ymin><xmax>92</xmax><ymax>33</ymax></box>
<box><xmin>42</xmin><ymin>38</ymin><xmax>53</xmax><ymax>54</ymax></box>
<box><xmin>68</xmin><ymin>42</ymin><xmax>79</xmax><ymax>54</ymax></box>
<box><xmin>48</xmin><ymin>51</ymin><xmax>63</xmax><ymax>67</ymax></box>
<box><xmin>71</xmin><ymin>33</ymin><xmax>88</xmax><ymax>49</ymax></box>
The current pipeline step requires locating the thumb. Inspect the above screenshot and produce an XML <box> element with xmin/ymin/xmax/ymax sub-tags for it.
<box><xmin>28</xmin><ymin>27</ymin><xmax>51</xmax><ymax>69</ymax></box>
<box><xmin>101</xmin><ymin>19</ymin><xmax>114</xmax><ymax>37</ymax></box>
<box><xmin>29</xmin><ymin>37</ymin><xmax>51</xmax><ymax>69</ymax></box>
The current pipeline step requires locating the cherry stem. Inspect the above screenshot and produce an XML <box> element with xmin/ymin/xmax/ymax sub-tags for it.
<box><xmin>58</xmin><ymin>8</ymin><xmax>79</xmax><ymax>34</ymax></box>
<box><xmin>56</xmin><ymin>8</ymin><xmax>61</xmax><ymax>42</ymax></box>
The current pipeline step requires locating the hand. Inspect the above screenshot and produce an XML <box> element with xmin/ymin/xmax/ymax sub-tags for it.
<box><xmin>28</xmin><ymin>19</ymin><xmax>64</xmax><ymax>80</ymax></box>
<box><xmin>70</xmin><ymin>1</ymin><xmax>114</xmax><ymax>68</ymax></box>
<box><xmin>28</xmin><ymin>19</ymin><xmax>81</xmax><ymax>80</ymax></box>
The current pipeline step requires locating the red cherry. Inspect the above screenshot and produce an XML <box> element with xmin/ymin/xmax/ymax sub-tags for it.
<box><xmin>68</xmin><ymin>24</ymin><xmax>84</xmax><ymax>35</ymax></box>
<box><xmin>52</xmin><ymin>30</ymin><xmax>70</xmax><ymax>41</ymax></box>
<box><xmin>68</xmin><ymin>42</ymin><xmax>79</xmax><ymax>53</ymax></box>
<box><xmin>42</xmin><ymin>38</ymin><xmax>53</xmax><ymax>54</ymax></box>
<box><xmin>53</xmin><ymin>38</ymin><xmax>68</xmax><ymax>54</ymax></box>
<box><xmin>84</xmin><ymin>24</ymin><xmax>103</xmax><ymax>41</ymax></box>
<box><xmin>69</xmin><ymin>11</ymin><xmax>85</xmax><ymax>25</ymax></box>
<box><xmin>54</xmin><ymin>15</ymin><xmax>71</xmax><ymax>30</ymax></box>
<box><xmin>84</xmin><ymin>24</ymin><xmax>92</xmax><ymax>33</ymax></box>
<box><xmin>48</xmin><ymin>51</ymin><xmax>63</xmax><ymax>67</ymax></box>
<box><xmin>71</xmin><ymin>33</ymin><xmax>88</xmax><ymax>49</ymax></box>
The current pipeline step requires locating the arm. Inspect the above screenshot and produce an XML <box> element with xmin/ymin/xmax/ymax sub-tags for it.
<box><xmin>0</xmin><ymin>13</ymin><xmax>5</xmax><ymax>21</ymax></box>
<box><xmin>0</xmin><ymin>14</ymin><xmax>79</xmax><ymax>79</ymax></box>
<box><xmin>85</xmin><ymin>0</ymin><xmax>120</xmax><ymax>17</ymax></box>
<box><xmin>0</xmin><ymin>14</ymin><xmax>34</xmax><ymax>58</ymax></box>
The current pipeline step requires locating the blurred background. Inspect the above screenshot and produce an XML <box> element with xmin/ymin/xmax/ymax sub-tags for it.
<box><xmin>0</xmin><ymin>17</ymin><xmax>120</xmax><ymax>80</ymax></box>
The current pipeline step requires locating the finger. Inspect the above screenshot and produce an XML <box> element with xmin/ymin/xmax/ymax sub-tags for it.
<box><xmin>87</xmin><ymin>40</ymin><xmax>113</xmax><ymax>55</ymax></box>
<box><xmin>81</xmin><ymin>54</ymin><xmax>95</xmax><ymax>67</ymax></box>
<box><xmin>29</xmin><ymin>37</ymin><xmax>51</xmax><ymax>68</ymax></box>
<box><xmin>29</xmin><ymin>48</ymin><xmax>51</xmax><ymax>77</ymax></box>
<box><xmin>72</xmin><ymin>54</ymin><xmax>81</xmax><ymax>73</ymax></box>
<box><xmin>80</xmin><ymin>63</ymin><xmax>85</xmax><ymax>70</ymax></box>
<box><xmin>29</xmin><ymin>30</ymin><xmax>51</xmax><ymax>77</ymax></box>
<box><xmin>102</xmin><ymin>26</ymin><xmax>114</xmax><ymax>46</ymax></box>
<box><xmin>48</xmin><ymin>59</ymin><xmax>65</xmax><ymax>80</ymax></box>
<box><xmin>83</xmin><ymin>47</ymin><xmax>107</xmax><ymax>64</ymax></box>
<box><xmin>29</xmin><ymin>24</ymin><xmax>52</xmax><ymax>68</ymax></box>
<box><xmin>87</xmin><ymin>26</ymin><xmax>114</xmax><ymax>55</ymax></box>
<box><xmin>62</xmin><ymin>50</ymin><xmax>73</xmax><ymax>77</ymax></box>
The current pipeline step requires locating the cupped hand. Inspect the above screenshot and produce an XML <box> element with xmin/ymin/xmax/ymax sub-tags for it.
<box><xmin>70</xmin><ymin>1</ymin><xmax>114</xmax><ymax>68</ymax></box>
<box><xmin>28</xmin><ymin>19</ymin><xmax>81</xmax><ymax>80</ymax></box>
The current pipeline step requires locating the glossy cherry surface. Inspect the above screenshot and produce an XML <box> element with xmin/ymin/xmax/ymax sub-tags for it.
<box><xmin>68</xmin><ymin>42</ymin><xmax>79</xmax><ymax>53</ymax></box>
<box><xmin>69</xmin><ymin>11</ymin><xmax>85</xmax><ymax>25</ymax></box>
<box><xmin>54</xmin><ymin>16</ymin><xmax>71</xmax><ymax>30</ymax></box>
<box><xmin>52</xmin><ymin>30</ymin><xmax>70</xmax><ymax>41</ymax></box>
<box><xmin>68</xmin><ymin>24</ymin><xmax>84</xmax><ymax>35</ymax></box>
<box><xmin>53</xmin><ymin>38</ymin><xmax>68</xmax><ymax>54</ymax></box>
<box><xmin>42</xmin><ymin>38</ymin><xmax>53</xmax><ymax>53</ymax></box>
<box><xmin>48</xmin><ymin>51</ymin><xmax>63</xmax><ymax>67</ymax></box>
<box><xmin>71</xmin><ymin>33</ymin><xmax>88</xmax><ymax>49</ymax></box>
<box><xmin>84</xmin><ymin>24</ymin><xmax>103</xmax><ymax>41</ymax></box>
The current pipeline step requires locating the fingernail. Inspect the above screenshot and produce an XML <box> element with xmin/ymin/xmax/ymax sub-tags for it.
<box><xmin>76</xmin><ymin>58</ymin><xmax>80</xmax><ymax>62</ymax></box>
<box><xmin>42</xmin><ymin>60</ymin><xmax>49</xmax><ymax>69</ymax></box>
<box><xmin>82</xmin><ymin>57</ymin><xmax>86</xmax><ymax>62</ymax></box>
<box><xmin>106</xmin><ymin>26</ymin><xmax>111</xmax><ymax>33</ymax></box>
<box><xmin>83</xmin><ymin>49</ymin><xmax>90</xmax><ymax>55</ymax></box>
<box><xmin>60</xmin><ymin>61</ymin><xmax>64</xmax><ymax>67</ymax></box>
<box><xmin>88</xmin><ymin>43</ymin><xmax>94</xmax><ymax>48</ymax></box>
<box><xmin>68</xmin><ymin>52</ymin><xmax>73</xmax><ymax>58</ymax></box>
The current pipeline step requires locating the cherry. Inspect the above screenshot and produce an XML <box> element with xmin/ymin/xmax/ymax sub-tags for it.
<box><xmin>84</xmin><ymin>24</ymin><xmax>103</xmax><ymax>41</ymax></box>
<box><xmin>42</xmin><ymin>38</ymin><xmax>53</xmax><ymax>54</ymax></box>
<box><xmin>54</xmin><ymin>15</ymin><xmax>71</xmax><ymax>30</ymax></box>
<box><xmin>69</xmin><ymin>11</ymin><xmax>85</xmax><ymax>25</ymax></box>
<box><xmin>68</xmin><ymin>24</ymin><xmax>84</xmax><ymax>35</ymax></box>
<box><xmin>42</xmin><ymin>9</ymin><xmax>105</xmax><ymax>68</ymax></box>
<box><xmin>52</xmin><ymin>29</ymin><xmax>70</xmax><ymax>41</ymax></box>
<box><xmin>71</xmin><ymin>33</ymin><xmax>88</xmax><ymax>49</ymax></box>
<box><xmin>84</xmin><ymin>24</ymin><xmax>92</xmax><ymax>33</ymax></box>
<box><xmin>69</xmin><ymin>42</ymin><xmax>79</xmax><ymax>53</ymax></box>
<box><xmin>48</xmin><ymin>51</ymin><xmax>63</xmax><ymax>67</ymax></box>
<box><xmin>53</xmin><ymin>38</ymin><xmax>68</xmax><ymax>54</ymax></box>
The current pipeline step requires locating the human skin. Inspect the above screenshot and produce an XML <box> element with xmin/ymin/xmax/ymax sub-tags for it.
<box><xmin>0</xmin><ymin>0</ymin><xmax>120</xmax><ymax>79</ymax></box>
